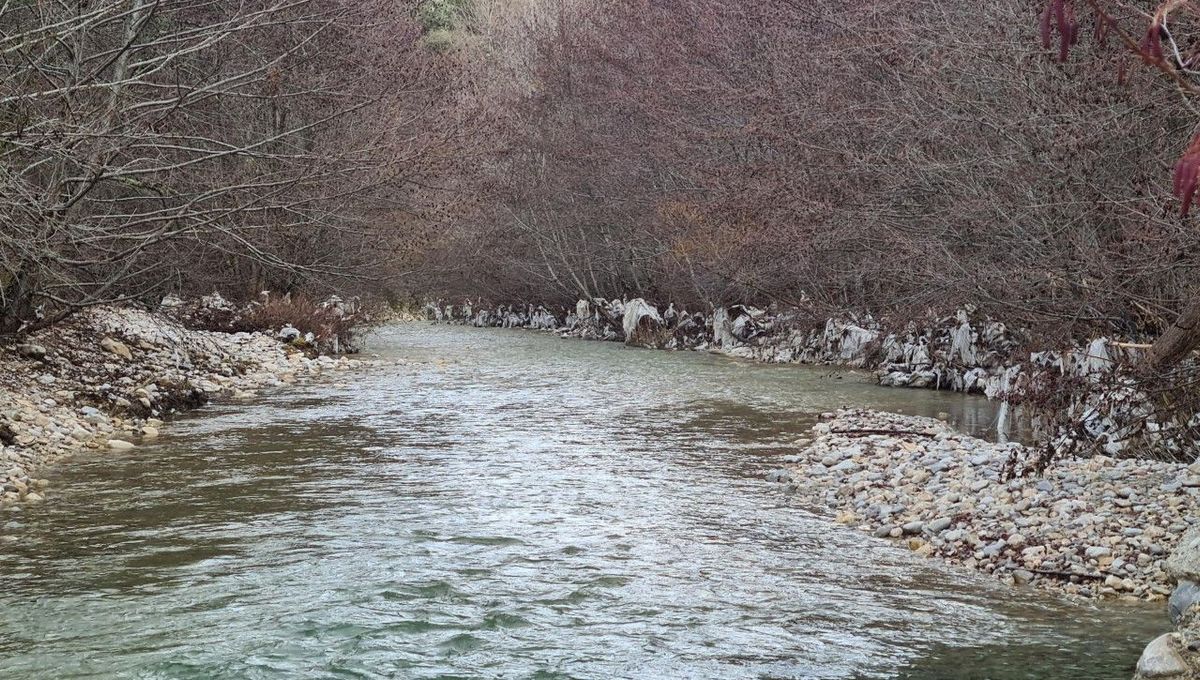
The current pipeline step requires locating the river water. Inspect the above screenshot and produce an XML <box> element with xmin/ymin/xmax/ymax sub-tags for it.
<box><xmin>0</xmin><ymin>324</ymin><xmax>1167</xmax><ymax>679</ymax></box>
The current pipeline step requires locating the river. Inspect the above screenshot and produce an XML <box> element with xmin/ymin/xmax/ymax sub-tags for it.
<box><xmin>0</xmin><ymin>324</ymin><xmax>1166</xmax><ymax>678</ymax></box>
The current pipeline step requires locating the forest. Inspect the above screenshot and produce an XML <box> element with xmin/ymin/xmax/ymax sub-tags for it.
<box><xmin>9</xmin><ymin>4</ymin><xmax>1200</xmax><ymax>674</ymax></box>
<box><xmin>4</xmin><ymin>0</ymin><xmax>1200</xmax><ymax>358</ymax></box>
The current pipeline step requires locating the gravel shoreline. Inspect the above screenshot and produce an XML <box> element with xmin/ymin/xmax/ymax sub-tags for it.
<box><xmin>0</xmin><ymin>306</ymin><xmax>361</xmax><ymax>508</ymax></box>
<box><xmin>774</xmin><ymin>410</ymin><xmax>1199</xmax><ymax>600</ymax></box>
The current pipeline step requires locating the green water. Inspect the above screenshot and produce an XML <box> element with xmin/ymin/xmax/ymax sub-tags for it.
<box><xmin>0</xmin><ymin>324</ymin><xmax>1166</xmax><ymax>678</ymax></box>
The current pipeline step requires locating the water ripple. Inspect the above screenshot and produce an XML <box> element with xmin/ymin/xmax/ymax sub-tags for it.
<box><xmin>0</xmin><ymin>324</ymin><xmax>1166</xmax><ymax>679</ymax></box>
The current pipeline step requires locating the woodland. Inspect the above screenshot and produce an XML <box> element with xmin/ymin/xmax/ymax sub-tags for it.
<box><xmin>3</xmin><ymin>0</ymin><xmax>1200</xmax><ymax>364</ymax></box>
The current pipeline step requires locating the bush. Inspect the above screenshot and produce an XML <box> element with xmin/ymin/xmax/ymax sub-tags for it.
<box><xmin>417</xmin><ymin>0</ymin><xmax>468</xmax><ymax>33</ymax></box>
<box><xmin>233</xmin><ymin>296</ymin><xmax>364</xmax><ymax>354</ymax></box>
<box><xmin>170</xmin><ymin>293</ymin><xmax>365</xmax><ymax>354</ymax></box>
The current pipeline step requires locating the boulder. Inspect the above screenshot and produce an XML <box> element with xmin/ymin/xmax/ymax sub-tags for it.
<box><xmin>622</xmin><ymin>299</ymin><xmax>666</xmax><ymax>348</ymax></box>
<box><xmin>1171</xmin><ymin>582</ymin><xmax>1200</xmax><ymax>626</ymax></box>
<box><xmin>16</xmin><ymin>343</ymin><xmax>46</xmax><ymax>360</ymax></box>
<box><xmin>100</xmin><ymin>337</ymin><xmax>133</xmax><ymax>361</ymax></box>
<box><xmin>1134</xmin><ymin>634</ymin><xmax>1191</xmax><ymax>679</ymax></box>
<box><xmin>950</xmin><ymin>312</ymin><xmax>976</xmax><ymax>365</ymax></box>
<box><xmin>1167</xmin><ymin>527</ymin><xmax>1200</xmax><ymax>584</ymax></box>
<box><xmin>712</xmin><ymin>307</ymin><xmax>738</xmax><ymax>348</ymax></box>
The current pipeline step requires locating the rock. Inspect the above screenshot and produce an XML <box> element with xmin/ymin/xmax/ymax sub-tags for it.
<box><xmin>927</xmin><ymin>517</ymin><xmax>953</xmax><ymax>533</ymax></box>
<box><xmin>23</xmin><ymin>492</ymin><xmax>43</xmax><ymax>503</ymax></box>
<box><xmin>1085</xmin><ymin>546</ymin><xmax>1113</xmax><ymax>559</ymax></box>
<box><xmin>622</xmin><ymin>299</ymin><xmax>667</xmax><ymax>347</ymax></box>
<box><xmin>1169</xmin><ymin>581</ymin><xmax>1200</xmax><ymax>625</ymax></box>
<box><xmin>765</xmin><ymin>469</ymin><xmax>792</xmax><ymax>483</ymax></box>
<box><xmin>1135</xmin><ymin>634</ymin><xmax>1190</xmax><ymax>678</ymax></box>
<box><xmin>16</xmin><ymin>344</ymin><xmax>46</xmax><ymax>360</ymax></box>
<box><xmin>982</xmin><ymin>540</ymin><xmax>1007</xmax><ymax>558</ymax></box>
<box><xmin>279</xmin><ymin>326</ymin><xmax>301</xmax><ymax>342</ymax></box>
<box><xmin>107</xmin><ymin>439</ymin><xmax>135</xmax><ymax>451</ymax></box>
<box><xmin>832</xmin><ymin>459</ymin><xmax>859</xmax><ymax>474</ymax></box>
<box><xmin>1013</xmin><ymin>569</ymin><xmax>1034</xmax><ymax>585</ymax></box>
<box><xmin>1166</xmin><ymin>527</ymin><xmax>1200</xmax><ymax>583</ymax></box>
<box><xmin>902</xmin><ymin>520</ymin><xmax>924</xmax><ymax>535</ymax></box>
<box><xmin>69</xmin><ymin>427</ymin><xmax>91</xmax><ymax>442</ymax></box>
<box><xmin>100</xmin><ymin>337</ymin><xmax>133</xmax><ymax>361</ymax></box>
<box><xmin>874</xmin><ymin>525</ymin><xmax>896</xmax><ymax>538</ymax></box>
<box><xmin>141</xmin><ymin>426</ymin><xmax>160</xmax><ymax>439</ymax></box>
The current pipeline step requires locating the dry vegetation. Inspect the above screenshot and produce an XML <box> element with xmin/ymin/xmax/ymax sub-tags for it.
<box><xmin>418</xmin><ymin>1</ymin><xmax>1200</xmax><ymax>354</ymax></box>
<box><xmin>0</xmin><ymin>0</ymin><xmax>454</xmax><ymax>335</ymax></box>
<box><xmin>6</xmin><ymin>0</ymin><xmax>1200</xmax><ymax>378</ymax></box>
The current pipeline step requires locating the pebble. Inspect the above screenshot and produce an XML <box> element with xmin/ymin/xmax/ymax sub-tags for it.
<box><xmin>766</xmin><ymin>409</ymin><xmax>1198</xmax><ymax>601</ymax></box>
<box><xmin>0</xmin><ymin>305</ymin><xmax>364</xmax><ymax>508</ymax></box>
<box><xmin>927</xmin><ymin>517</ymin><xmax>953</xmax><ymax>533</ymax></box>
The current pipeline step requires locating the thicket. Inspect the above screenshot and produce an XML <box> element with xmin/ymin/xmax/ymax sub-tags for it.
<box><xmin>420</xmin><ymin>0</ymin><xmax>1200</xmax><ymax>356</ymax></box>
<box><xmin>0</xmin><ymin>0</ymin><xmax>453</xmax><ymax>335</ymax></box>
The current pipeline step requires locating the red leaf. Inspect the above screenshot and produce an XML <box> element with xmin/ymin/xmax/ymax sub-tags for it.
<box><xmin>1040</xmin><ymin>0</ymin><xmax>1078</xmax><ymax>62</ymax></box>
<box><xmin>1172</xmin><ymin>134</ymin><xmax>1200</xmax><ymax>216</ymax></box>
<box><xmin>1039</xmin><ymin>2</ymin><xmax>1054</xmax><ymax>49</ymax></box>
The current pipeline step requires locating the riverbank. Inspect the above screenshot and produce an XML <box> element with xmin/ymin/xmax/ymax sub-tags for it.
<box><xmin>0</xmin><ymin>306</ymin><xmax>362</xmax><ymax>506</ymax></box>
<box><xmin>774</xmin><ymin>410</ymin><xmax>1198</xmax><ymax>601</ymax></box>
<box><xmin>427</xmin><ymin>298</ymin><xmax>1101</xmax><ymax>402</ymax></box>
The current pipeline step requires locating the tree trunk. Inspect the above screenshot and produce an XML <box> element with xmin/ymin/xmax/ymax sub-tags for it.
<box><xmin>1148</xmin><ymin>297</ymin><xmax>1200</xmax><ymax>370</ymax></box>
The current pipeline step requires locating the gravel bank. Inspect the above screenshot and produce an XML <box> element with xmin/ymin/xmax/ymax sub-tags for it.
<box><xmin>775</xmin><ymin>410</ymin><xmax>1199</xmax><ymax>600</ymax></box>
<box><xmin>0</xmin><ymin>306</ymin><xmax>362</xmax><ymax>508</ymax></box>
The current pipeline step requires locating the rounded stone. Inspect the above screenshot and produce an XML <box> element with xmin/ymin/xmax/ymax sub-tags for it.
<box><xmin>1169</xmin><ymin>581</ymin><xmax>1200</xmax><ymax>625</ymax></box>
<box><xmin>1136</xmin><ymin>634</ymin><xmax>1189</xmax><ymax>679</ymax></box>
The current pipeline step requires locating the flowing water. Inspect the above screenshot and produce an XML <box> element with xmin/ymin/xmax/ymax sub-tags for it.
<box><xmin>0</xmin><ymin>324</ymin><xmax>1167</xmax><ymax>679</ymax></box>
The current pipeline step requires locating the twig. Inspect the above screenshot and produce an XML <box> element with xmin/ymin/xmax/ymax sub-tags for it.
<box><xmin>1030</xmin><ymin>568</ymin><xmax>1105</xmax><ymax>582</ymax></box>
<box><xmin>828</xmin><ymin>428</ymin><xmax>940</xmax><ymax>438</ymax></box>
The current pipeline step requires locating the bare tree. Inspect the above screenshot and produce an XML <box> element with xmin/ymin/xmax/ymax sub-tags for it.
<box><xmin>0</xmin><ymin>0</ymin><xmax>449</xmax><ymax>334</ymax></box>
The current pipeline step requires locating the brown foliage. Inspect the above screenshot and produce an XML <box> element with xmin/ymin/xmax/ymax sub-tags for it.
<box><xmin>177</xmin><ymin>296</ymin><xmax>363</xmax><ymax>353</ymax></box>
<box><xmin>417</xmin><ymin>0</ymin><xmax>1200</xmax><ymax>352</ymax></box>
<box><xmin>233</xmin><ymin>298</ymin><xmax>362</xmax><ymax>352</ymax></box>
<box><xmin>0</xmin><ymin>0</ymin><xmax>453</xmax><ymax>335</ymax></box>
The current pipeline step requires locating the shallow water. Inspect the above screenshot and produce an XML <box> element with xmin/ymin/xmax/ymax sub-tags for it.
<box><xmin>0</xmin><ymin>324</ymin><xmax>1166</xmax><ymax>679</ymax></box>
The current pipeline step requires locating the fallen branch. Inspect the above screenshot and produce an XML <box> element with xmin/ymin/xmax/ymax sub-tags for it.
<box><xmin>828</xmin><ymin>428</ymin><xmax>940</xmax><ymax>438</ymax></box>
<box><xmin>1030</xmin><ymin>568</ymin><xmax>1105</xmax><ymax>581</ymax></box>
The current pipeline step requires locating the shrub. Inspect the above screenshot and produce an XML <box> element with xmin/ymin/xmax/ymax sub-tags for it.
<box><xmin>417</xmin><ymin>0</ymin><xmax>468</xmax><ymax>33</ymax></box>
<box><xmin>171</xmin><ymin>294</ymin><xmax>366</xmax><ymax>354</ymax></box>
<box><xmin>232</xmin><ymin>296</ymin><xmax>364</xmax><ymax>354</ymax></box>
